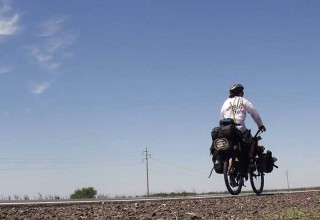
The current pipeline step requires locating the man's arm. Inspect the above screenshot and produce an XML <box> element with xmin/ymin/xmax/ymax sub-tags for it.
<box><xmin>244</xmin><ymin>99</ymin><xmax>264</xmax><ymax>128</ymax></box>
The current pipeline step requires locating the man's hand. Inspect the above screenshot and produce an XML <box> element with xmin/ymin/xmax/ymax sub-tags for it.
<box><xmin>259</xmin><ymin>125</ymin><xmax>266</xmax><ymax>132</ymax></box>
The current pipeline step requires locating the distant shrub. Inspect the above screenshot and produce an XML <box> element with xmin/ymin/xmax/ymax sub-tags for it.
<box><xmin>96</xmin><ymin>194</ymin><xmax>109</xmax><ymax>199</ymax></box>
<box><xmin>70</xmin><ymin>187</ymin><xmax>97</xmax><ymax>199</ymax></box>
<box><xmin>150</xmin><ymin>191</ymin><xmax>197</xmax><ymax>197</ymax></box>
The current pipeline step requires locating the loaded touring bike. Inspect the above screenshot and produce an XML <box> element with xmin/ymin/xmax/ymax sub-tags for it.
<box><xmin>209</xmin><ymin>119</ymin><xmax>278</xmax><ymax>195</ymax></box>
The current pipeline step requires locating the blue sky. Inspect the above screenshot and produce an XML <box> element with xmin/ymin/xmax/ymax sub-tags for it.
<box><xmin>0</xmin><ymin>0</ymin><xmax>320</xmax><ymax>198</ymax></box>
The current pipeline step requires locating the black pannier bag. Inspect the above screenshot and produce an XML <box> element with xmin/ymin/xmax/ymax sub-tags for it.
<box><xmin>211</xmin><ymin>126</ymin><xmax>221</xmax><ymax>143</ymax></box>
<box><xmin>219</xmin><ymin>118</ymin><xmax>235</xmax><ymax>126</ymax></box>
<box><xmin>258</xmin><ymin>150</ymin><xmax>274</xmax><ymax>173</ymax></box>
<box><xmin>210</xmin><ymin>120</ymin><xmax>240</xmax><ymax>153</ymax></box>
<box><xmin>218</xmin><ymin>118</ymin><xmax>240</xmax><ymax>144</ymax></box>
<box><xmin>210</xmin><ymin>119</ymin><xmax>240</xmax><ymax>174</ymax></box>
<box><xmin>218</xmin><ymin>124</ymin><xmax>238</xmax><ymax>141</ymax></box>
<box><xmin>216</xmin><ymin>123</ymin><xmax>240</xmax><ymax>150</ymax></box>
<box><xmin>210</xmin><ymin>126</ymin><xmax>226</xmax><ymax>174</ymax></box>
<box><xmin>210</xmin><ymin>126</ymin><xmax>220</xmax><ymax>155</ymax></box>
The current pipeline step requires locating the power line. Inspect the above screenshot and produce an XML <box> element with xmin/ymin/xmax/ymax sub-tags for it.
<box><xmin>150</xmin><ymin>157</ymin><xmax>208</xmax><ymax>176</ymax></box>
<box><xmin>0</xmin><ymin>155</ymin><xmax>141</xmax><ymax>162</ymax></box>
<box><xmin>0</xmin><ymin>162</ymin><xmax>142</xmax><ymax>172</ymax></box>
<box><xmin>0</xmin><ymin>160</ymin><xmax>142</xmax><ymax>172</ymax></box>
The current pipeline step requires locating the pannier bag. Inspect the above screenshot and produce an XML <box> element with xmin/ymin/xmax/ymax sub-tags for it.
<box><xmin>258</xmin><ymin>150</ymin><xmax>275</xmax><ymax>173</ymax></box>
<box><xmin>210</xmin><ymin>126</ymin><xmax>220</xmax><ymax>154</ymax></box>
<box><xmin>210</xmin><ymin>120</ymin><xmax>239</xmax><ymax>152</ymax></box>
<box><xmin>211</xmin><ymin>118</ymin><xmax>237</xmax><ymax>143</ymax></box>
<box><xmin>211</xmin><ymin>126</ymin><xmax>221</xmax><ymax>142</ymax></box>
<box><xmin>214</xmin><ymin>163</ymin><xmax>223</xmax><ymax>174</ymax></box>
<box><xmin>210</xmin><ymin>118</ymin><xmax>240</xmax><ymax>174</ymax></box>
<box><xmin>216</xmin><ymin>124</ymin><xmax>240</xmax><ymax>150</ymax></box>
<box><xmin>218</xmin><ymin>124</ymin><xmax>238</xmax><ymax>141</ymax></box>
<box><xmin>219</xmin><ymin>118</ymin><xmax>235</xmax><ymax>126</ymax></box>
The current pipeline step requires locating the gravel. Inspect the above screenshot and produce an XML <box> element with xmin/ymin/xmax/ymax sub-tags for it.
<box><xmin>0</xmin><ymin>191</ymin><xmax>319</xmax><ymax>219</ymax></box>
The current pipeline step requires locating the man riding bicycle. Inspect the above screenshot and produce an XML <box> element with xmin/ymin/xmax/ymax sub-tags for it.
<box><xmin>217</xmin><ymin>83</ymin><xmax>266</xmax><ymax>170</ymax></box>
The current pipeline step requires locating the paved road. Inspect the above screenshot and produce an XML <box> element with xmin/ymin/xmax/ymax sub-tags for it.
<box><xmin>0</xmin><ymin>189</ymin><xmax>319</xmax><ymax>206</ymax></box>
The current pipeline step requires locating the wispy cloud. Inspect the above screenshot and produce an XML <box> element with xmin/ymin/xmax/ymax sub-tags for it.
<box><xmin>30</xmin><ymin>16</ymin><xmax>76</xmax><ymax>71</ymax></box>
<box><xmin>0</xmin><ymin>65</ymin><xmax>13</xmax><ymax>74</ymax></box>
<box><xmin>31</xmin><ymin>46</ymin><xmax>60</xmax><ymax>71</ymax></box>
<box><xmin>28</xmin><ymin>82</ymin><xmax>51</xmax><ymax>95</ymax></box>
<box><xmin>0</xmin><ymin>0</ymin><xmax>20</xmax><ymax>36</ymax></box>
<box><xmin>0</xmin><ymin>0</ymin><xmax>10</xmax><ymax>13</ymax></box>
<box><xmin>38</xmin><ymin>17</ymin><xmax>66</xmax><ymax>38</ymax></box>
<box><xmin>26</xmin><ymin>16</ymin><xmax>77</xmax><ymax>95</ymax></box>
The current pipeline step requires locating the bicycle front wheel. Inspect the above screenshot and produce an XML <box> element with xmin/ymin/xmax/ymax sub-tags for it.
<box><xmin>223</xmin><ymin>159</ymin><xmax>243</xmax><ymax>195</ymax></box>
<box><xmin>250</xmin><ymin>169</ymin><xmax>264</xmax><ymax>195</ymax></box>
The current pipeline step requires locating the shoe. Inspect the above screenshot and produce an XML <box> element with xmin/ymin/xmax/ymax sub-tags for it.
<box><xmin>230</xmin><ymin>176</ymin><xmax>238</xmax><ymax>187</ymax></box>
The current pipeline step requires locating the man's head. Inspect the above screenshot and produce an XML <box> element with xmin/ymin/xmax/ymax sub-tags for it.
<box><xmin>229</xmin><ymin>83</ymin><xmax>244</xmax><ymax>98</ymax></box>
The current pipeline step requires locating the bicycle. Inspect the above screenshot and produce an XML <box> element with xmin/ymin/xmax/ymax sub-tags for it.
<box><xmin>210</xmin><ymin>123</ymin><xmax>278</xmax><ymax>195</ymax></box>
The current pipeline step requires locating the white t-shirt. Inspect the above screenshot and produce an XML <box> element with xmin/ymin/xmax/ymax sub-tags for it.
<box><xmin>220</xmin><ymin>96</ymin><xmax>263</xmax><ymax>133</ymax></box>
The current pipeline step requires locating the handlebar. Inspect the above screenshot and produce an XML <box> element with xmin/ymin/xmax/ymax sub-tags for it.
<box><xmin>253</xmin><ymin>129</ymin><xmax>262</xmax><ymax>139</ymax></box>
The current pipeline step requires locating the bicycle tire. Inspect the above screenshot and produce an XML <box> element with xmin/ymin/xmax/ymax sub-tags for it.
<box><xmin>250</xmin><ymin>168</ymin><xmax>264</xmax><ymax>195</ymax></box>
<box><xmin>223</xmin><ymin>159</ymin><xmax>243</xmax><ymax>195</ymax></box>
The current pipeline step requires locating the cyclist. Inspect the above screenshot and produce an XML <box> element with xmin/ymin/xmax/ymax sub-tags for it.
<box><xmin>220</xmin><ymin>83</ymin><xmax>266</xmax><ymax>168</ymax></box>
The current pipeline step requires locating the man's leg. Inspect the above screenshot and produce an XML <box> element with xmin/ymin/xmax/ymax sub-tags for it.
<box><xmin>249</xmin><ymin>142</ymin><xmax>254</xmax><ymax>158</ymax></box>
<box><xmin>244</xmin><ymin>131</ymin><xmax>256</xmax><ymax>171</ymax></box>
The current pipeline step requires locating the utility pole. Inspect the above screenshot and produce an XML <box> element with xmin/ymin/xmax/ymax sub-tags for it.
<box><xmin>285</xmin><ymin>169</ymin><xmax>290</xmax><ymax>190</ymax></box>
<box><xmin>142</xmin><ymin>147</ymin><xmax>151</xmax><ymax>197</ymax></box>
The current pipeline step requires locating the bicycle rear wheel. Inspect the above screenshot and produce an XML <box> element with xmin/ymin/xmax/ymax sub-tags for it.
<box><xmin>223</xmin><ymin>159</ymin><xmax>243</xmax><ymax>195</ymax></box>
<box><xmin>250</xmin><ymin>168</ymin><xmax>264</xmax><ymax>195</ymax></box>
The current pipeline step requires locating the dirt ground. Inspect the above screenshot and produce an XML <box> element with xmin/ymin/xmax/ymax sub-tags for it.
<box><xmin>0</xmin><ymin>191</ymin><xmax>319</xmax><ymax>220</ymax></box>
